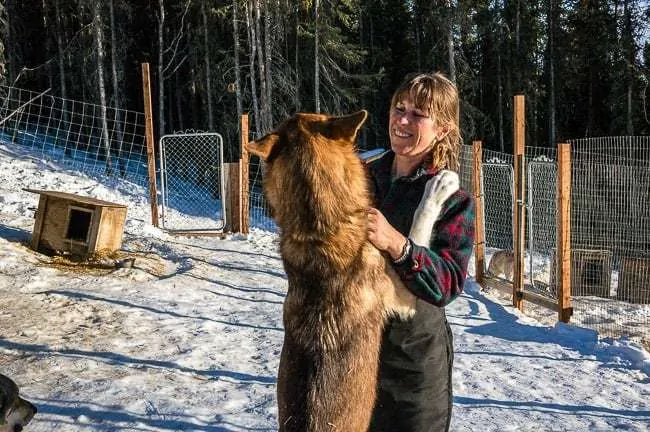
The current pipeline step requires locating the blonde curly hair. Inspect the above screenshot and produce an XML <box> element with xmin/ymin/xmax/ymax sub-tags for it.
<box><xmin>390</xmin><ymin>72</ymin><xmax>461</xmax><ymax>172</ymax></box>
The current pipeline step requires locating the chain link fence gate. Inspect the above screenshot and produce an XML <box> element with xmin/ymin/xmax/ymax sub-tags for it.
<box><xmin>482</xmin><ymin>160</ymin><xmax>515</xmax><ymax>251</ymax></box>
<box><xmin>159</xmin><ymin>133</ymin><xmax>226</xmax><ymax>232</ymax></box>
<box><xmin>527</xmin><ymin>160</ymin><xmax>557</xmax><ymax>297</ymax></box>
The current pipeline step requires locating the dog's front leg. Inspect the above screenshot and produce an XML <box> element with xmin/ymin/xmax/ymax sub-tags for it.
<box><xmin>409</xmin><ymin>170</ymin><xmax>460</xmax><ymax>246</ymax></box>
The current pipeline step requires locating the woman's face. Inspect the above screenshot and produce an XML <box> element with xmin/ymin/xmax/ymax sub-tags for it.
<box><xmin>389</xmin><ymin>95</ymin><xmax>442</xmax><ymax>160</ymax></box>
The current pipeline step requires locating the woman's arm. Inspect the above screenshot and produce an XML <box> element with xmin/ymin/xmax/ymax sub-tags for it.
<box><xmin>369</xmin><ymin>190</ymin><xmax>475</xmax><ymax>307</ymax></box>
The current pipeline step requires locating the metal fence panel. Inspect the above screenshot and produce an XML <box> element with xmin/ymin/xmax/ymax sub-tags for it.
<box><xmin>0</xmin><ymin>85</ymin><xmax>148</xmax><ymax>185</ymax></box>
<box><xmin>159</xmin><ymin>133</ymin><xmax>225</xmax><ymax>231</ymax></box>
<box><xmin>482</xmin><ymin>162</ymin><xmax>514</xmax><ymax>251</ymax></box>
<box><xmin>528</xmin><ymin>161</ymin><xmax>557</xmax><ymax>297</ymax></box>
<box><xmin>568</xmin><ymin>136</ymin><xmax>650</xmax><ymax>344</ymax></box>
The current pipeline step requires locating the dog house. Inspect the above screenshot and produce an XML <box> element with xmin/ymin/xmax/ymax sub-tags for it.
<box><xmin>25</xmin><ymin>189</ymin><xmax>127</xmax><ymax>257</ymax></box>
<box><xmin>617</xmin><ymin>257</ymin><xmax>650</xmax><ymax>304</ymax></box>
<box><xmin>551</xmin><ymin>248</ymin><xmax>612</xmax><ymax>298</ymax></box>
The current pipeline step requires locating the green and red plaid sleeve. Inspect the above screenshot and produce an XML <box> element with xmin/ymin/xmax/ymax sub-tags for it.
<box><xmin>393</xmin><ymin>189</ymin><xmax>475</xmax><ymax>307</ymax></box>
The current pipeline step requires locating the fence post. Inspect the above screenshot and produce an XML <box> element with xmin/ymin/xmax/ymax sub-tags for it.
<box><xmin>224</xmin><ymin>162</ymin><xmax>242</xmax><ymax>233</ymax></box>
<box><xmin>473</xmin><ymin>141</ymin><xmax>485</xmax><ymax>285</ymax></box>
<box><xmin>240</xmin><ymin>113</ymin><xmax>250</xmax><ymax>235</ymax></box>
<box><xmin>141</xmin><ymin>63</ymin><xmax>159</xmax><ymax>227</ymax></box>
<box><xmin>513</xmin><ymin>95</ymin><xmax>526</xmax><ymax>311</ymax></box>
<box><xmin>557</xmin><ymin>143</ymin><xmax>572</xmax><ymax>323</ymax></box>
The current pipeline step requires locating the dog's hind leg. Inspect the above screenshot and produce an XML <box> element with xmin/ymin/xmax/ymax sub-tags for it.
<box><xmin>276</xmin><ymin>336</ymin><xmax>310</xmax><ymax>431</ymax></box>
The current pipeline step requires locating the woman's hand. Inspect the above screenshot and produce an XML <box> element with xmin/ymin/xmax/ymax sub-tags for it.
<box><xmin>367</xmin><ymin>207</ymin><xmax>408</xmax><ymax>261</ymax></box>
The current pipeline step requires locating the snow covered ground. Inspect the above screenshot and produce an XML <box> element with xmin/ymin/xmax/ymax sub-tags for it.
<box><xmin>0</xmin><ymin>142</ymin><xmax>649</xmax><ymax>431</ymax></box>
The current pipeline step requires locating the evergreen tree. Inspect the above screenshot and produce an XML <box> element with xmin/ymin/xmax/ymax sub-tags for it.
<box><xmin>0</xmin><ymin>0</ymin><xmax>648</xmax><ymax>149</ymax></box>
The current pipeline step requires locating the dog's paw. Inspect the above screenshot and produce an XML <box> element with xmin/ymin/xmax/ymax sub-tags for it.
<box><xmin>409</xmin><ymin>170</ymin><xmax>460</xmax><ymax>246</ymax></box>
<box><xmin>424</xmin><ymin>170</ymin><xmax>459</xmax><ymax>208</ymax></box>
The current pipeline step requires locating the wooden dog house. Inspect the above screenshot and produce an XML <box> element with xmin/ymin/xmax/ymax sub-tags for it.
<box><xmin>617</xmin><ymin>257</ymin><xmax>650</xmax><ymax>304</ymax></box>
<box><xmin>551</xmin><ymin>248</ymin><xmax>612</xmax><ymax>298</ymax></box>
<box><xmin>25</xmin><ymin>189</ymin><xmax>127</xmax><ymax>257</ymax></box>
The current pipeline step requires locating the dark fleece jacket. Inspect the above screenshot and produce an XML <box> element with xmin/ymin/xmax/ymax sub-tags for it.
<box><xmin>367</xmin><ymin>150</ymin><xmax>475</xmax><ymax>432</ymax></box>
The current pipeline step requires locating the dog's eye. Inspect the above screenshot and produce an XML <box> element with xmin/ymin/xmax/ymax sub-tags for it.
<box><xmin>14</xmin><ymin>425</ymin><xmax>23</xmax><ymax>432</ymax></box>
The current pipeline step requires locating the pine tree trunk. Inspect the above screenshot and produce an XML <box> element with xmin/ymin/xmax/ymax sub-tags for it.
<box><xmin>108</xmin><ymin>0</ymin><xmax>125</xmax><ymax>175</ymax></box>
<box><xmin>497</xmin><ymin>49</ymin><xmax>505</xmax><ymax>152</ymax></box>
<box><xmin>515</xmin><ymin>0</ymin><xmax>521</xmax><ymax>91</ymax></box>
<box><xmin>547</xmin><ymin>0</ymin><xmax>557</xmax><ymax>147</ymax></box>
<box><xmin>624</xmin><ymin>0</ymin><xmax>634</xmax><ymax>135</ymax></box>
<box><xmin>53</xmin><ymin>0</ymin><xmax>71</xmax><ymax>154</ymax></box>
<box><xmin>5</xmin><ymin>0</ymin><xmax>16</xmax><ymax>83</ymax></box>
<box><xmin>245</xmin><ymin>0</ymin><xmax>261</xmax><ymax>137</ymax></box>
<box><xmin>253</xmin><ymin>0</ymin><xmax>268</xmax><ymax>132</ymax></box>
<box><xmin>264</xmin><ymin>0</ymin><xmax>272</xmax><ymax>129</ymax></box>
<box><xmin>190</xmin><ymin>63</ymin><xmax>199</xmax><ymax>136</ymax></box>
<box><xmin>447</xmin><ymin>20</ymin><xmax>455</xmax><ymax>81</ymax></box>
<box><xmin>446</xmin><ymin>1</ymin><xmax>456</xmax><ymax>82</ymax></box>
<box><xmin>314</xmin><ymin>0</ymin><xmax>320</xmax><ymax>113</ymax></box>
<box><xmin>415</xmin><ymin>13</ymin><xmax>422</xmax><ymax>71</ymax></box>
<box><xmin>175</xmin><ymin>73</ymin><xmax>184</xmax><ymax>132</ymax></box>
<box><xmin>202</xmin><ymin>1</ymin><xmax>214</xmax><ymax>131</ymax></box>
<box><xmin>92</xmin><ymin>0</ymin><xmax>112</xmax><ymax>174</ymax></box>
<box><xmin>157</xmin><ymin>0</ymin><xmax>166</xmax><ymax>139</ymax></box>
<box><xmin>233</xmin><ymin>0</ymin><xmax>243</xmax><ymax>123</ymax></box>
<box><xmin>497</xmin><ymin>1</ymin><xmax>505</xmax><ymax>152</ymax></box>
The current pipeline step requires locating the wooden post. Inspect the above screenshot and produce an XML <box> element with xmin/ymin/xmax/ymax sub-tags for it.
<box><xmin>240</xmin><ymin>114</ymin><xmax>250</xmax><ymax>235</ymax></box>
<box><xmin>225</xmin><ymin>162</ymin><xmax>241</xmax><ymax>233</ymax></box>
<box><xmin>472</xmin><ymin>141</ymin><xmax>485</xmax><ymax>285</ymax></box>
<box><xmin>557</xmin><ymin>143</ymin><xmax>572</xmax><ymax>323</ymax></box>
<box><xmin>141</xmin><ymin>63</ymin><xmax>159</xmax><ymax>227</ymax></box>
<box><xmin>513</xmin><ymin>95</ymin><xmax>526</xmax><ymax>311</ymax></box>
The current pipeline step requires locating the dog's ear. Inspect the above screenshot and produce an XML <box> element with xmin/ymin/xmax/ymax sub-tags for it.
<box><xmin>321</xmin><ymin>110</ymin><xmax>368</xmax><ymax>142</ymax></box>
<box><xmin>246</xmin><ymin>133</ymin><xmax>280</xmax><ymax>162</ymax></box>
<box><xmin>0</xmin><ymin>374</ymin><xmax>19</xmax><ymax>417</ymax></box>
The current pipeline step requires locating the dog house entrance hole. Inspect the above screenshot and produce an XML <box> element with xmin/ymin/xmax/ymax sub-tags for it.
<box><xmin>66</xmin><ymin>207</ymin><xmax>93</xmax><ymax>243</ymax></box>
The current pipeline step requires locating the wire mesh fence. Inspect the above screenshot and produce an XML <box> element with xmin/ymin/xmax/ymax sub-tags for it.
<box><xmin>159</xmin><ymin>133</ymin><xmax>225</xmax><ymax>231</ymax></box>
<box><xmin>478</xmin><ymin>138</ymin><xmax>650</xmax><ymax>347</ymax></box>
<box><xmin>527</xmin><ymin>159</ymin><xmax>557</xmax><ymax>295</ymax></box>
<box><xmin>0</xmin><ymin>85</ymin><xmax>149</xmax><ymax>186</ymax></box>
<box><xmin>482</xmin><ymin>150</ymin><xmax>515</xmax><ymax>252</ymax></box>
<box><xmin>248</xmin><ymin>155</ymin><xmax>276</xmax><ymax>232</ymax></box>
<box><xmin>458</xmin><ymin>143</ymin><xmax>474</xmax><ymax>194</ymax></box>
<box><xmin>525</xmin><ymin>146</ymin><xmax>558</xmax><ymax>300</ymax></box>
<box><xmin>566</xmin><ymin>137</ymin><xmax>650</xmax><ymax>344</ymax></box>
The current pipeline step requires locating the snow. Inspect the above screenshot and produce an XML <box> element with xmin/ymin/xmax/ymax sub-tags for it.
<box><xmin>0</xmin><ymin>142</ymin><xmax>648</xmax><ymax>431</ymax></box>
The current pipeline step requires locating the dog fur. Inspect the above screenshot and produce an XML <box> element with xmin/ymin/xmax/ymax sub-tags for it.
<box><xmin>0</xmin><ymin>374</ymin><xmax>36</xmax><ymax>432</ymax></box>
<box><xmin>246</xmin><ymin>111</ymin><xmax>457</xmax><ymax>431</ymax></box>
<box><xmin>409</xmin><ymin>170</ymin><xmax>460</xmax><ymax>246</ymax></box>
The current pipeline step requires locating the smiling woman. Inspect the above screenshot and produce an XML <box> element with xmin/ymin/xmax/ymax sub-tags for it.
<box><xmin>365</xmin><ymin>71</ymin><xmax>475</xmax><ymax>432</ymax></box>
<box><xmin>389</xmin><ymin>98</ymin><xmax>440</xmax><ymax>166</ymax></box>
<box><xmin>388</xmin><ymin>73</ymin><xmax>461</xmax><ymax>179</ymax></box>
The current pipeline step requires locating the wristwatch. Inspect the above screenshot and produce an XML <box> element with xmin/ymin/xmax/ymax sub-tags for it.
<box><xmin>393</xmin><ymin>238</ymin><xmax>413</xmax><ymax>265</ymax></box>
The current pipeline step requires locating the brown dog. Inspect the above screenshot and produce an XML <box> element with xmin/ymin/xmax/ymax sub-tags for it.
<box><xmin>246</xmin><ymin>111</ymin><xmax>465</xmax><ymax>431</ymax></box>
<box><xmin>0</xmin><ymin>374</ymin><xmax>37</xmax><ymax>432</ymax></box>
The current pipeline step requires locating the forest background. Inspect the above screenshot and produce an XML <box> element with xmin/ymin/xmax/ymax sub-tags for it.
<box><xmin>0</xmin><ymin>0</ymin><xmax>648</xmax><ymax>162</ymax></box>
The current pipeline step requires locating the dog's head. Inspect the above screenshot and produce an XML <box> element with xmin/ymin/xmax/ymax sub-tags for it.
<box><xmin>245</xmin><ymin>111</ymin><xmax>368</xmax><ymax>230</ymax></box>
<box><xmin>0</xmin><ymin>374</ymin><xmax>37</xmax><ymax>432</ymax></box>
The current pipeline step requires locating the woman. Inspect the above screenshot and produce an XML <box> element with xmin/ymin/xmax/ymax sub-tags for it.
<box><xmin>366</xmin><ymin>72</ymin><xmax>475</xmax><ymax>431</ymax></box>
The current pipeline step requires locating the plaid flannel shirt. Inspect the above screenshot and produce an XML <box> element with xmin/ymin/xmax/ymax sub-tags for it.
<box><xmin>367</xmin><ymin>151</ymin><xmax>475</xmax><ymax>307</ymax></box>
